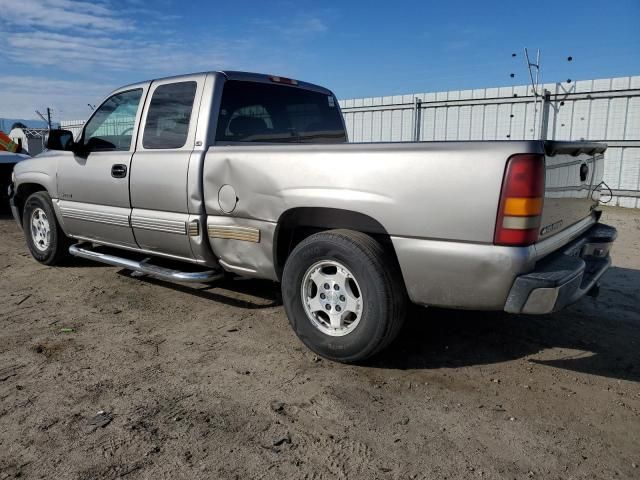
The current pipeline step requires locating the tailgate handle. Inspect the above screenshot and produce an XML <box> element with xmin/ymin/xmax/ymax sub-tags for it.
<box><xmin>580</xmin><ymin>163</ymin><xmax>589</xmax><ymax>182</ymax></box>
<box><xmin>111</xmin><ymin>164</ymin><xmax>128</xmax><ymax>178</ymax></box>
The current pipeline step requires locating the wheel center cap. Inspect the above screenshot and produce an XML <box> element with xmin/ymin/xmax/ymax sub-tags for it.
<box><xmin>326</xmin><ymin>290</ymin><xmax>339</xmax><ymax>305</ymax></box>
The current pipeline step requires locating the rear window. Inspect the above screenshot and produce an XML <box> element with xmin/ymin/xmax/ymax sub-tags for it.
<box><xmin>143</xmin><ymin>81</ymin><xmax>197</xmax><ymax>149</ymax></box>
<box><xmin>215</xmin><ymin>80</ymin><xmax>346</xmax><ymax>144</ymax></box>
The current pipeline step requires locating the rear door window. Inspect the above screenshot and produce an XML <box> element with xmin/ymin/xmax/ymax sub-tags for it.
<box><xmin>143</xmin><ymin>81</ymin><xmax>197</xmax><ymax>149</ymax></box>
<box><xmin>215</xmin><ymin>80</ymin><xmax>346</xmax><ymax>143</ymax></box>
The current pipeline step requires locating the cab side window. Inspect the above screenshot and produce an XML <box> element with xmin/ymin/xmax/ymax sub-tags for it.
<box><xmin>83</xmin><ymin>89</ymin><xmax>143</xmax><ymax>152</ymax></box>
<box><xmin>143</xmin><ymin>82</ymin><xmax>197</xmax><ymax>149</ymax></box>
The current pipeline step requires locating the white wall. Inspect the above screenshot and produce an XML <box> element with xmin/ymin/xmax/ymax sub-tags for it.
<box><xmin>340</xmin><ymin>76</ymin><xmax>640</xmax><ymax>208</ymax></box>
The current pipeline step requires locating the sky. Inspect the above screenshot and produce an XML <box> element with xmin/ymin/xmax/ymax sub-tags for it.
<box><xmin>0</xmin><ymin>0</ymin><xmax>638</xmax><ymax>122</ymax></box>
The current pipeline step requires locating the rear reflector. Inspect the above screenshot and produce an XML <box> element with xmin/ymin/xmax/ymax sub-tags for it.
<box><xmin>269</xmin><ymin>75</ymin><xmax>298</xmax><ymax>85</ymax></box>
<box><xmin>494</xmin><ymin>154</ymin><xmax>545</xmax><ymax>246</ymax></box>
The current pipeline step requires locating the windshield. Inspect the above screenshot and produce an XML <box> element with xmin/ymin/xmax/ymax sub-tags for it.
<box><xmin>215</xmin><ymin>80</ymin><xmax>346</xmax><ymax>144</ymax></box>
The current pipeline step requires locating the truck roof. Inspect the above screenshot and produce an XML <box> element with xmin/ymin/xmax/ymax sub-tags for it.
<box><xmin>114</xmin><ymin>70</ymin><xmax>333</xmax><ymax>97</ymax></box>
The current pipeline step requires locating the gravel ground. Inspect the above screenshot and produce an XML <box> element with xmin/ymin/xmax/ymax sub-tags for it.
<box><xmin>1</xmin><ymin>207</ymin><xmax>639</xmax><ymax>480</ymax></box>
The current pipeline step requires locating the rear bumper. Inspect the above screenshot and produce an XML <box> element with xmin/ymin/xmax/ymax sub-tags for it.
<box><xmin>504</xmin><ymin>223</ymin><xmax>617</xmax><ymax>314</ymax></box>
<box><xmin>392</xmin><ymin>236</ymin><xmax>537</xmax><ymax>310</ymax></box>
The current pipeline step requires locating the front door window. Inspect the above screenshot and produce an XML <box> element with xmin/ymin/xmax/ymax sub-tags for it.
<box><xmin>83</xmin><ymin>89</ymin><xmax>143</xmax><ymax>152</ymax></box>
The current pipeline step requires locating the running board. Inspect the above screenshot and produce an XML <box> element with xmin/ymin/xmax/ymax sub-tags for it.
<box><xmin>69</xmin><ymin>244</ymin><xmax>224</xmax><ymax>283</ymax></box>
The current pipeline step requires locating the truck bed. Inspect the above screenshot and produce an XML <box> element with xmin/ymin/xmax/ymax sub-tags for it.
<box><xmin>203</xmin><ymin>140</ymin><xmax>603</xmax><ymax>246</ymax></box>
<box><xmin>202</xmin><ymin>139</ymin><xmax>606</xmax><ymax>309</ymax></box>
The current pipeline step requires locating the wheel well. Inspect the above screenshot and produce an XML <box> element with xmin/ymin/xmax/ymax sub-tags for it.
<box><xmin>273</xmin><ymin>207</ymin><xmax>401</xmax><ymax>280</ymax></box>
<box><xmin>14</xmin><ymin>183</ymin><xmax>47</xmax><ymax>224</ymax></box>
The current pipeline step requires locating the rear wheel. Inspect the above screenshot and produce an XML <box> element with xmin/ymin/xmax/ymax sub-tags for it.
<box><xmin>282</xmin><ymin>229</ymin><xmax>406</xmax><ymax>363</ymax></box>
<box><xmin>22</xmin><ymin>191</ymin><xmax>70</xmax><ymax>265</ymax></box>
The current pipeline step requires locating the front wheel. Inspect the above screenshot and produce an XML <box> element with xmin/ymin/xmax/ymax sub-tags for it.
<box><xmin>22</xmin><ymin>191</ymin><xmax>70</xmax><ymax>265</ymax></box>
<box><xmin>281</xmin><ymin>229</ymin><xmax>406</xmax><ymax>363</ymax></box>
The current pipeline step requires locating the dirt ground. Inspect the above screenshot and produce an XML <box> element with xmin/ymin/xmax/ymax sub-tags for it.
<box><xmin>1</xmin><ymin>207</ymin><xmax>639</xmax><ymax>480</ymax></box>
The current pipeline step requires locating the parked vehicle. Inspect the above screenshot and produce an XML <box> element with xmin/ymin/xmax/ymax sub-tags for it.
<box><xmin>9</xmin><ymin>71</ymin><xmax>617</xmax><ymax>362</ymax></box>
<box><xmin>1</xmin><ymin>151</ymin><xmax>29</xmax><ymax>211</ymax></box>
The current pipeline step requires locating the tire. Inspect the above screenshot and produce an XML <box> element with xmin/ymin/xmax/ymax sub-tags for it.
<box><xmin>22</xmin><ymin>191</ymin><xmax>71</xmax><ymax>265</ymax></box>
<box><xmin>282</xmin><ymin>229</ymin><xmax>407</xmax><ymax>363</ymax></box>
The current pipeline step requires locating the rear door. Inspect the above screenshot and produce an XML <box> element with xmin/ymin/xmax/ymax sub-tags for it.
<box><xmin>57</xmin><ymin>84</ymin><xmax>148</xmax><ymax>247</ymax></box>
<box><xmin>538</xmin><ymin>141</ymin><xmax>606</xmax><ymax>241</ymax></box>
<box><xmin>129</xmin><ymin>74</ymin><xmax>205</xmax><ymax>260</ymax></box>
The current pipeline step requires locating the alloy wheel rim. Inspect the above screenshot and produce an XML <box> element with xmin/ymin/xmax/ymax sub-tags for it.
<box><xmin>301</xmin><ymin>260</ymin><xmax>363</xmax><ymax>336</ymax></box>
<box><xmin>30</xmin><ymin>208</ymin><xmax>51</xmax><ymax>252</ymax></box>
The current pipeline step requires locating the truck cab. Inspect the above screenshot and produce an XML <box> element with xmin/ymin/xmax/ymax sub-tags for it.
<box><xmin>11</xmin><ymin>71</ymin><xmax>346</xmax><ymax>266</ymax></box>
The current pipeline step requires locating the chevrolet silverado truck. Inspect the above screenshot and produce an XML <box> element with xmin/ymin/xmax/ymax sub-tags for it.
<box><xmin>9</xmin><ymin>71</ymin><xmax>617</xmax><ymax>362</ymax></box>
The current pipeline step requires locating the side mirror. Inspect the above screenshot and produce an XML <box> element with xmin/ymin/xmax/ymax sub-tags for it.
<box><xmin>46</xmin><ymin>129</ymin><xmax>75</xmax><ymax>151</ymax></box>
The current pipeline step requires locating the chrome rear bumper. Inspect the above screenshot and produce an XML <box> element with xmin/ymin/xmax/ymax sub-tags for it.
<box><xmin>504</xmin><ymin>223</ymin><xmax>617</xmax><ymax>314</ymax></box>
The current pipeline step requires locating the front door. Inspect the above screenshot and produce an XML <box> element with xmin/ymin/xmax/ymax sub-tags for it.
<box><xmin>57</xmin><ymin>85</ymin><xmax>147</xmax><ymax>247</ymax></box>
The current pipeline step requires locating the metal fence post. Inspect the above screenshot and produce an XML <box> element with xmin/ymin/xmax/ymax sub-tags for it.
<box><xmin>540</xmin><ymin>89</ymin><xmax>551</xmax><ymax>140</ymax></box>
<box><xmin>413</xmin><ymin>97</ymin><xmax>422</xmax><ymax>141</ymax></box>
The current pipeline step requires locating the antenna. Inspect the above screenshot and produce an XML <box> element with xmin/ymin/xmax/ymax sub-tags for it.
<box><xmin>524</xmin><ymin>48</ymin><xmax>543</xmax><ymax>139</ymax></box>
<box><xmin>35</xmin><ymin>110</ymin><xmax>48</xmax><ymax>124</ymax></box>
<box><xmin>88</xmin><ymin>104</ymin><xmax>96</xmax><ymax>111</ymax></box>
<box><xmin>524</xmin><ymin>48</ymin><xmax>541</xmax><ymax>97</ymax></box>
<box><xmin>509</xmin><ymin>48</ymin><xmax>574</xmax><ymax>140</ymax></box>
<box><xmin>35</xmin><ymin>108</ymin><xmax>53</xmax><ymax>130</ymax></box>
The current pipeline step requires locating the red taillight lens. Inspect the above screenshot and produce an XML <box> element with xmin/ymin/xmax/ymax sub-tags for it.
<box><xmin>502</xmin><ymin>154</ymin><xmax>544</xmax><ymax>198</ymax></box>
<box><xmin>494</xmin><ymin>154</ymin><xmax>545</xmax><ymax>246</ymax></box>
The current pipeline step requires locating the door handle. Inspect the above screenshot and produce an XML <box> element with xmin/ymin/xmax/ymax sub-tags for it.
<box><xmin>111</xmin><ymin>164</ymin><xmax>127</xmax><ymax>178</ymax></box>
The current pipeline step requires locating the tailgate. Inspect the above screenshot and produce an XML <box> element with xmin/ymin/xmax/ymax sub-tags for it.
<box><xmin>538</xmin><ymin>141</ymin><xmax>606</xmax><ymax>242</ymax></box>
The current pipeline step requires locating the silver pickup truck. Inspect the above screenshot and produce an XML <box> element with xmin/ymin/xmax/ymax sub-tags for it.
<box><xmin>9</xmin><ymin>71</ymin><xmax>617</xmax><ymax>362</ymax></box>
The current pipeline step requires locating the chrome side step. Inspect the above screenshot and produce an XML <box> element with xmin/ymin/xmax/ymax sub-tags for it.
<box><xmin>69</xmin><ymin>244</ymin><xmax>224</xmax><ymax>283</ymax></box>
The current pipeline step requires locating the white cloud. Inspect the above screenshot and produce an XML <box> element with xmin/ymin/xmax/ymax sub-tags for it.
<box><xmin>0</xmin><ymin>0</ymin><xmax>233</xmax><ymax>118</ymax></box>
<box><xmin>252</xmin><ymin>14</ymin><xmax>329</xmax><ymax>39</ymax></box>
<box><xmin>0</xmin><ymin>75</ymin><xmax>114</xmax><ymax>119</ymax></box>
<box><xmin>0</xmin><ymin>0</ymin><xmax>261</xmax><ymax>75</ymax></box>
<box><xmin>284</xmin><ymin>16</ymin><xmax>328</xmax><ymax>36</ymax></box>
<box><xmin>0</xmin><ymin>0</ymin><xmax>133</xmax><ymax>31</ymax></box>
<box><xmin>0</xmin><ymin>0</ymin><xmax>332</xmax><ymax>119</ymax></box>
<box><xmin>3</xmin><ymin>30</ymin><xmax>236</xmax><ymax>73</ymax></box>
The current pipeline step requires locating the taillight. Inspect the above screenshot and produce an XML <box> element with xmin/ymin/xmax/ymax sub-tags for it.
<box><xmin>494</xmin><ymin>154</ymin><xmax>545</xmax><ymax>246</ymax></box>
